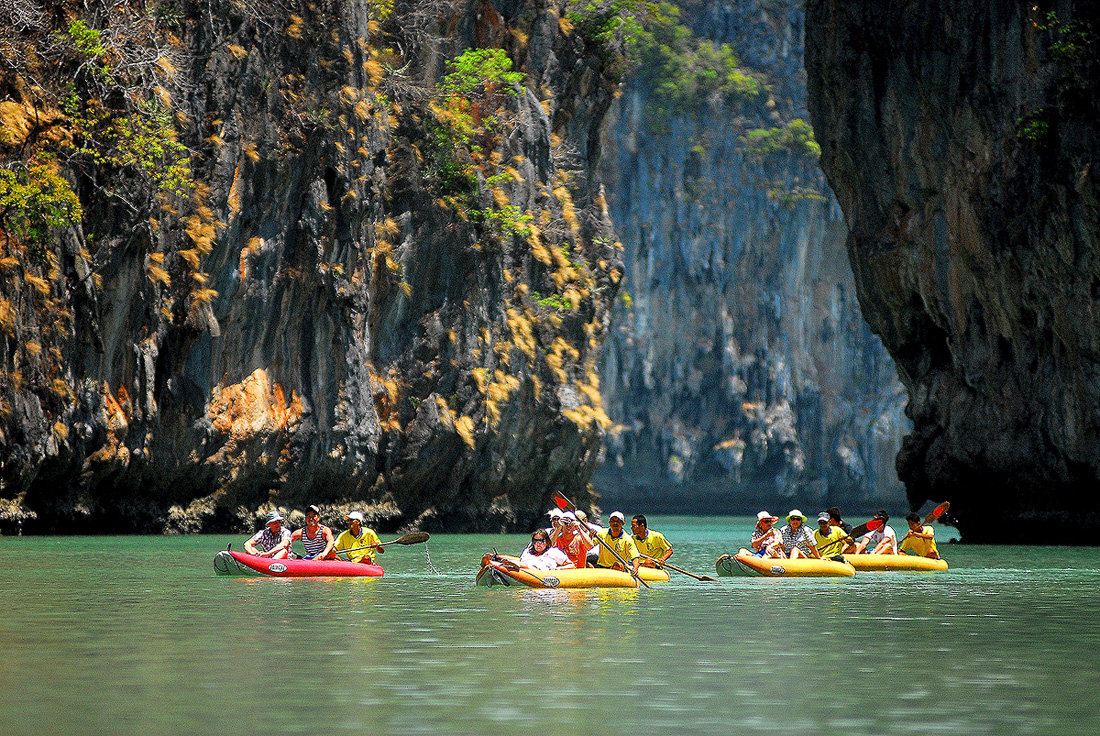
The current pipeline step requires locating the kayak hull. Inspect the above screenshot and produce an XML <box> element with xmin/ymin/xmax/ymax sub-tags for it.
<box><xmin>716</xmin><ymin>549</ymin><xmax>856</xmax><ymax>578</ymax></box>
<box><xmin>844</xmin><ymin>553</ymin><xmax>948</xmax><ymax>572</ymax></box>
<box><xmin>214</xmin><ymin>550</ymin><xmax>384</xmax><ymax>578</ymax></box>
<box><xmin>475</xmin><ymin>554</ymin><xmax>669</xmax><ymax>589</ymax></box>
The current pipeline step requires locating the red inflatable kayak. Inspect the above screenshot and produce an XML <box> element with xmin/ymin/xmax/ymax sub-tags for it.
<box><xmin>214</xmin><ymin>550</ymin><xmax>384</xmax><ymax>578</ymax></box>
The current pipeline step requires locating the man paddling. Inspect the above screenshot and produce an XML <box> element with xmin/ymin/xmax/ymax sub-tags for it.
<box><xmin>334</xmin><ymin>511</ymin><xmax>384</xmax><ymax>564</ymax></box>
<box><xmin>813</xmin><ymin>512</ymin><xmax>849</xmax><ymax>559</ymax></box>
<box><xmin>825</xmin><ymin>507</ymin><xmax>857</xmax><ymax>554</ymax></box>
<box><xmin>854</xmin><ymin>510</ymin><xmax>898</xmax><ymax>554</ymax></box>
<box><xmin>899</xmin><ymin>511</ymin><xmax>940</xmax><ymax>559</ymax></box>
<box><xmin>245</xmin><ymin>511</ymin><xmax>291</xmax><ymax>559</ymax></box>
<box><xmin>631</xmin><ymin>514</ymin><xmax>673</xmax><ymax>568</ymax></box>
<box><xmin>594</xmin><ymin>511</ymin><xmax>642</xmax><ymax>574</ymax></box>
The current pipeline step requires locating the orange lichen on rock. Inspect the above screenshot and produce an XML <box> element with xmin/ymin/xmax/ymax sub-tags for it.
<box><xmin>207</xmin><ymin>369</ymin><xmax>303</xmax><ymax>441</ymax></box>
<box><xmin>83</xmin><ymin>383</ymin><xmax>132</xmax><ymax>467</ymax></box>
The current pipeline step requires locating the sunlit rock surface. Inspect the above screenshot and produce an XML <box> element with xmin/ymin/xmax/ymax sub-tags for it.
<box><xmin>0</xmin><ymin>0</ymin><xmax>617</xmax><ymax>533</ymax></box>
<box><xmin>806</xmin><ymin>1</ymin><xmax>1100</xmax><ymax>540</ymax></box>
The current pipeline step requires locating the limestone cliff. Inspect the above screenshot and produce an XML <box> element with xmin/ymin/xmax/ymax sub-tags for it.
<box><xmin>594</xmin><ymin>0</ymin><xmax>909</xmax><ymax>514</ymax></box>
<box><xmin>806</xmin><ymin>1</ymin><xmax>1100</xmax><ymax>540</ymax></box>
<box><xmin>0</xmin><ymin>0</ymin><xmax>621</xmax><ymax>533</ymax></box>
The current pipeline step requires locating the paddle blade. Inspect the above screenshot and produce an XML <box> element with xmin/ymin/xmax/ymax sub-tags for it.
<box><xmin>393</xmin><ymin>532</ymin><xmax>430</xmax><ymax>545</ymax></box>
<box><xmin>848</xmin><ymin>518</ymin><xmax>884</xmax><ymax>539</ymax></box>
<box><xmin>552</xmin><ymin>491</ymin><xmax>576</xmax><ymax>512</ymax></box>
<box><xmin>925</xmin><ymin>501</ymin><xmax>950</xmax><ymax>524</ymax></box>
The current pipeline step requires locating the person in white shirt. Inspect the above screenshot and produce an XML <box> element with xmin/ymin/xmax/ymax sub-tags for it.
<box><xmin>519</xmin><ymin>530</ymin><xmax>575</xmax><ymax>570</ymax></box>
<box><xmin>855</xmin><ymin>510</ymin><xmax>898</xmax><ymax>554</ymax></box>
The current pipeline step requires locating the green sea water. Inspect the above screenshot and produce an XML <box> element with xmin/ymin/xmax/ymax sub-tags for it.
<box><xmin>2</xmin><ymin>516</ymin><xmax>1099</xmax><ymax>736</ymax></box>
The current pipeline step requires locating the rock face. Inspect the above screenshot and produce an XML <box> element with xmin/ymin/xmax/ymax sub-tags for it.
<box><xmin>806</xmin><ymin>2</ymin><xmax>1100</xmax><ymax>540</ymax></box>
<box><xmin>594</xmin><ymin>0</ymin><xmax>909</xmax><ymax>514</ymax></box>
<box><xmin>0</xmin><ymin>0</ymin><xmax>621</xmax><ymax>533</ymax></box>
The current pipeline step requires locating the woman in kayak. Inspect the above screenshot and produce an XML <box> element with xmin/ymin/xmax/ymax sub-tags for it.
<box><xmin>291</xmin><ymin>505</ymin><xmax>336</xmax><ymax>560</ymax></box>
<box><xmin>519</xmin><ymin>530</ymin><xmax>575</xmax><ymax>570</ymax></box>
<box><xmin>776</xmin><ymin>510</ymin><xmax>821</xmax><ymax>559</ymax></box>
<box><xmin>749</xmin><ymin>511</ymin><xmax>783</xmax><ymax>557</ymax></box>
<box><xmin>245</xmin><ymin>511</ymin><xmax>291</xmax><ymax>559</ymax></box>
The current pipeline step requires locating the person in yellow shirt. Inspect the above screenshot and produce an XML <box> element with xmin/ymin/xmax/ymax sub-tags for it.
<box><xmin>899</xmin><ymin>512</ymin><xmax>939</xmax><ymax>559</ymax></box>
<box><xmin>334</xmin><ymin>511</ymin><xmax>384</xmax><ymax>565</ymax></box>
<box><xmin>594</xmin><ymin>511</ymin><xmax>642</xmax><ymax>574</ymax></box>
<box><xmin>813</xmin><ymin>512</ymin><xmax>850</xmax><ymax>559</ymax></box>
<box><xmin>631</xmin><ymin>514</ymin><xmax>673</xmax><ymax>567</ymax></box>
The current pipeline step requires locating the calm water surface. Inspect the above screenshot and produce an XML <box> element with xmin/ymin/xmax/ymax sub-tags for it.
<box><xmin>3</xmin><ymin>516</ymin><xmax>1099</xmax><ymax>735</ymax></box>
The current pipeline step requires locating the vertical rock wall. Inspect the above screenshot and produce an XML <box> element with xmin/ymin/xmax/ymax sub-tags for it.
<box><xmin>806</xmin><ymin>1</ymin><xmax>1100</xmax><ymax>540</ymax></box>
<box><xmin>0</xmin><ymin>0</ymin><xmax>622</xmax><ymax>533</ymax></box>
<box><xmin>594</xmin><ymin>0</ymin><xmax>909</xmax><ymax>514</ymax></box>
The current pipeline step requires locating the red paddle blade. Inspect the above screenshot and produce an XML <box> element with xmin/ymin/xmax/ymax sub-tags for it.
<box><xmin>552</xmin><ymin>492</ymin><xmax>569</xmax><ymax>510</ymax></box>
<box><xmin>866</xmin><ymin>518</ymin><xmax>884</xmax><ymax>532</ymax></box>
<box><xmin>928</xmin><ymin>501</ymin><xmax>950</xmax><ymax>522</ymax></box>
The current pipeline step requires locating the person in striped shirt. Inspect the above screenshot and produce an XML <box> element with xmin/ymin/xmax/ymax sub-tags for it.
<box><xmin>291</xmin><ymin>505</ymin><xmax>336</xmax><ymax>560</ymax></box>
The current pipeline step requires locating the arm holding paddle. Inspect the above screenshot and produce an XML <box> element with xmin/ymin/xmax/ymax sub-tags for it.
<box><xmin>552</xmin><ymin>492</ymin><xmax>649</xmax><ymax>587</ymax></box>
<box><xmin>333</xmin><ymin>531</ymin><xmax>431</xmax><ymax>559</ymax></box>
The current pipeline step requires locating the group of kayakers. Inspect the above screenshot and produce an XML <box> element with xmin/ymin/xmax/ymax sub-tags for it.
<box><xmin>515</xmin><ymin>504</ymin><xmax>940</xmax><ymax>574</ymax></box>
<box><xmin>749</xmin><ymin>507</ymin><xmax>940</xmax><ymax>560</ymax></box>
<box><xmin>244</xmin><ymin>505</ymin><xmax>385</xmax><ymax>565</ymax></box>
<box><xmin>519</xmin><ymin>508</ymin><xmax>674</xmax><ymax>574</ymax></box>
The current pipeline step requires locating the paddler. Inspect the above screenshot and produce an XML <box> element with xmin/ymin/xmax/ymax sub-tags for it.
<box><xmin>825</xmin><ymin>506</ymin><xmax>857</xmax><ymax>553</ymax></box>
<box><xmin>333</xmin><ymin>511</ymin><xmax>384</xmax><ymax>564</ymax></box>
<box><xmin>631</xmin><ymin>514</ymin><xmax>673</xmax><ymax>567</ymax></box>
<box><xmin>899</xmin><ymin>511</ymin><xmax>940</xmax><ymax>559</ymax></box>
<box><xmin>813</xmin><ymin>511</ymin><xmax>849</xmax><ymax>559</ymax></box>
<box><xmin>854</xmin><ymin>510</ymin><xmax>898</xmax><ymax>554</ymax></box>
<box><xmin>291</xmin><ymin>505</ymin><xmax>336</xmax><ymax>560</ymax></box>
<box><xmin>749</xmin><ymin>510</ymin><xmax>782</xmax><ymax>557</ymax></box>
<box><xmin>593</xmin><ymin>511</ymin><xmax>642</xmax><ymax>575</ymax></box>
<box><xmin>776</xmin><ymin>510</ymin><xmax>821</xmax><ymax>559</ymax></box>
<box><xmin>550</xmin><ymin>511</ymin><xmax>594</xmax><ymax>568</ymax></box>
<box><xmin>244</xmin><ymin>511</ymin><xmax>291</xmax><ymax>559</ymax></box>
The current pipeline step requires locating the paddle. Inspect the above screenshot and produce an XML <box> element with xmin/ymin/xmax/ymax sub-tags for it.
<box><xmin>334</xmin><ymin>531</ymin><xmax>431</xmax><ymax>558</ymax></box>
<box><xmin>816</xmin><ymin>518</ymin><xmax>884</xmax><ymax>557</ymax></box>
<box><xmin>924</xmin><ymin>501</ymin><xmax>950</xmax><ymax>524</ymax></box>
<box><xmin>640</xmin><ymin>554</ymin><xmax>717</xmax><ymax>582</ymax></box>
<box><xmin>552</xmin><ymin>491</ymin><xmax>650</xmax><ymax>588</ymax></box>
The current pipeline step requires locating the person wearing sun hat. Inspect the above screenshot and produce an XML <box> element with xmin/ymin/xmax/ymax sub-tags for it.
<box><xmin>776</xmin><ymin>509</ymin><xmax>821</xmax><ymax>559</ymax></box>
<box><xmin>550</xmin><ymin>510</ymin><xmax>595</xmax><ymax>568</ymax></box>
<box><xmin>333</xmin><ymin>511</ymin><xmax>384</xmax><ymax>564</ymax></box>
<box><xmin>244</xmin><ymin>510</ymin><xmax>291</xmax><ymax>559</ymax></box>
<box><xmin>544</xmin><ymin>507</ymin><xmax>565</xmax><ymax>537</ymax></box>
<box><xmin>750</xmin><ymin>510</ymin><xmax>782</xmax><ymax>557</ymax></box>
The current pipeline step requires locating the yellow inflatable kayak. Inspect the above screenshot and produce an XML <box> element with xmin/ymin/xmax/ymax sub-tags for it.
<box><xmin>716</xmin><ymin>549</ymin><xmax>856</xmax><ymax>578</ymax></box>
<box><xmin>844</xmin><ymin>553</ymin><xmax>949</xmax><ymax>572</ymax></box>
<box><xmin>475</xmin><ymin>554</ymin><xmax>670</xmax><ymax>589</ymax></box>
